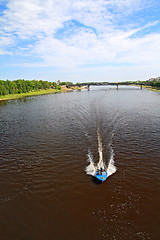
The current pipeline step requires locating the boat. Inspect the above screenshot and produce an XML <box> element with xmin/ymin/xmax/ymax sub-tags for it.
<box><xmin>95</xmin><ymin>168</ymin><xmax>107</xmax><ymax>182</ymax></box>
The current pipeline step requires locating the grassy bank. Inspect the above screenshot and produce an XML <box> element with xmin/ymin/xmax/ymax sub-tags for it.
<box><xmin>143</xmin><ymin>86</ymin><xmax>160</xmax><ymax>92</ymax></box>
<box><xmin>0</xmin><ymin>88</ymin><xmax>74</xmax><ymax>101</ymax></box>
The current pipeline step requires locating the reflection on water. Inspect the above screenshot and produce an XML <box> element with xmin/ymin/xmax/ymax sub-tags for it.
<box><xmin>0</xmin><ymin>87</ymin><xmax>160</xmax><ymax>240</ymax></box>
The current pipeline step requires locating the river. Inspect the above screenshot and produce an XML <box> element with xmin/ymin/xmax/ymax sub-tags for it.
<box><xmin>0</xmin><ymin>86</ymin><xmax>160</xmax><ymax>240</ymax></box>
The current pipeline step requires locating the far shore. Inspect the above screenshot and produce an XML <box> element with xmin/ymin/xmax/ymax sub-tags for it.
<box><xmin>0</xmin><ymin>87</ymin><xmax>82</xmax><ymax>101</ymax></box>
<box><xmin>143</xmin><ymin>86</ymin><xmax>160</xmax><ymax>92</ymax></box>
<box><xmin>0</xmin><ymin>85</ymin><xmax>159</xmax><ymax>101</ymax></box>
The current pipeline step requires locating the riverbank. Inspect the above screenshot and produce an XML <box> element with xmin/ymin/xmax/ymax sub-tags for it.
<box><xmin>0</xmin><ymin>87</ymin><xmax>78</xmax><ymax>101</ymax></box>
<box><xmin>143</xmin><ymin>86</ymin><xmax>160</xmax><ymax>92</ymax></box>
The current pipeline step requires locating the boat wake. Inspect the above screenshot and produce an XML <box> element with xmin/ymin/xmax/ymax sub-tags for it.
<box><xmin>86</xmin><ymin>127</ymin><xmax>116</xmax><ymax>179</ymax></box>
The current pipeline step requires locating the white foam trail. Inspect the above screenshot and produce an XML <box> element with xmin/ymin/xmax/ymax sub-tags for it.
<box><xmin>97</xmin><ymin>127</ymin><xmax>105</xmax><ymax>170</ymax></box>
<box><xmin>85</xmin><ymin>150</ymin><xmax>96</xmax><ymax>176</ymax></box>
<box><xmin>86</xmin><ymin>128</ymin><xmax>116</xmax><ymax>178</ymax></box>
<box><xmin>107</xmin><ymin>145</ymin><xmax>117</xmax><ymax>177</ymax></box>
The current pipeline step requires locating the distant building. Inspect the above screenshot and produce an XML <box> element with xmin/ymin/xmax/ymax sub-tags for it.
<box><xmin>149</xmin><ymin>77</ymin><xmax>160</xmax><ymax>82</ymax></box>
<box><xmin>56</xmin><ymin>79</ymin><xmax>61</xmax><ymax>85</ymax></box>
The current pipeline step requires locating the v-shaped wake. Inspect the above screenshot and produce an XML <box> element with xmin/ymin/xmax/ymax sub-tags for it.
<box><xmin>86</xmin><ymin>127</ymin><xmax>116</xmax><ymax>179</ymax></box>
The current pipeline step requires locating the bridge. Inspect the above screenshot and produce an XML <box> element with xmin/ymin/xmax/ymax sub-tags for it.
<box><xmin>77</xmin><ymin>82</ymin><xmax>144</xmax><ymax>90</ymax></box>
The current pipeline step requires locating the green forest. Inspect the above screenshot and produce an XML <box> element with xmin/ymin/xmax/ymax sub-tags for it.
<box><xmin>149</xmin><ymin>80</ymin><xmax>160</xmax><ymax>89</ymax></box>
<box><xmin>0</xmin><ymin>79</ymin><xmax>60</xmax><ymax>96</ymax></box>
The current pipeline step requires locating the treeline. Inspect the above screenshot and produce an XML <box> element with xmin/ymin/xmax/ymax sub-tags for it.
<box><xmin>146</xmin><ymin>80</ymin><xmax>160</xmax><ymax>89</ymax></box>
<box><xmin>77</xmin><ymin>82</ymin><xmax>110</xmax><ymax>86</ymax></box>
<box><xmin>0</xmin><ymin>79</ymin><xmax>60</xmax><ymax>96</ymax></box>
<box><xmin>112</xmin><ymin>79</ymin><xmax>160</xmax><ymax>88</ymax></box>
<box><xmin>78</xmin><ymin>80</ymin><xmax>160</xmax><ymax>89</ymax></box>
<box><xmin>59</xmin><ymin>81</ymin><xmax>73</xmax><ymax>86</ymax></box>
<box><xmin>134</xmin><ymin>80</ymin><xmax>160</xmax><ymax>89</ymax></box>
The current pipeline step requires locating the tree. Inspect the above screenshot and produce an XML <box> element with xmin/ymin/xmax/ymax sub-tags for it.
<box><xmin>0</xmin><ymin>85</ymin><xmax>9</xmax><ymax>95</ymax></box>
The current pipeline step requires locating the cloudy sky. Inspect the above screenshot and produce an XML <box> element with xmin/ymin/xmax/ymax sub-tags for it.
<box><xmin>0</xmin><ymin>0</ymin><xmax>160</xmax><ymax>82</ymax></box>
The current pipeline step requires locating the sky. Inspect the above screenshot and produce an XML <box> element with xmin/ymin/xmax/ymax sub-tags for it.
<box><xmin>0</xmin><ymin>0</ymin><xmax>160</xmax><ymax>83</ymax></box>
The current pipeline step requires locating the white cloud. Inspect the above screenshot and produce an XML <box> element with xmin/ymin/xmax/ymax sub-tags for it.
<box><xmin>1</xmin><ymin>0</ymin><xmax>73</xmax><ymax>39</ymax></box>
<box><xmin>0</xmin><ymin>0</ymin><xmax>160</xmax><ymax>81</ymax></box>
<box><xmin>0</xmin><ymin>30</ymin><xmax>14</xmax><ymax>54</ymax></box>
<box><xmin>31</xmin><ymin>25</ymin><xmax>160</xmax><ymax>68</ymax></box>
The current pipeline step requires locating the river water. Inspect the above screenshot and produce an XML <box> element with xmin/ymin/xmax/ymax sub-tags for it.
<box><xmin>0</xmin><ymin>86</ymin><xmax>160</xmax><ymax>240</ymax></box>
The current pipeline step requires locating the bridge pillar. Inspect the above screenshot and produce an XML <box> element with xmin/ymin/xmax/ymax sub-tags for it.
<box><xmin>117</xmin><ymin>84</ymin><xmax>118</xmax><ymax>90</ymax></box>
<box><xmin>140</xmin><ymin>84</ymin><xmax>142</xmax><ymax>89</ymax></box>
<box><xmin>88</xmin><ymin>85</ymin><xmax>90</xmax><ymax>91</ymax></box>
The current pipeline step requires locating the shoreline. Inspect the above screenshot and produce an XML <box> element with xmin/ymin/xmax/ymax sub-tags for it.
<box><xmin>0</xmin><ymin>87</ymin><xmax>78</xmax><ymax>101</ymax></box>
<box><xmin>143</xmin><ymin>86</ymin><xmax>160</xmax><ymax>92</ymax></box>
<box><xmin>0</xmin><ymin>85</ymin><xmax>159</xmax><ymax>101</ymax></box>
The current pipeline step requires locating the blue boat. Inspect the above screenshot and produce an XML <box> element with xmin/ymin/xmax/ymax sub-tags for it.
<box><xmin>96</xmin><ymin>169</ymin><xmax>107</xmax><ymax>182</ymax></box>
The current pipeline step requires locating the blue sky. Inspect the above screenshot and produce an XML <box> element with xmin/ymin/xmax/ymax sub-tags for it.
<box><xmin>0</xmin><ymin>0</ymin><xmax>160</xmax><ymax>82</ymax></box>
